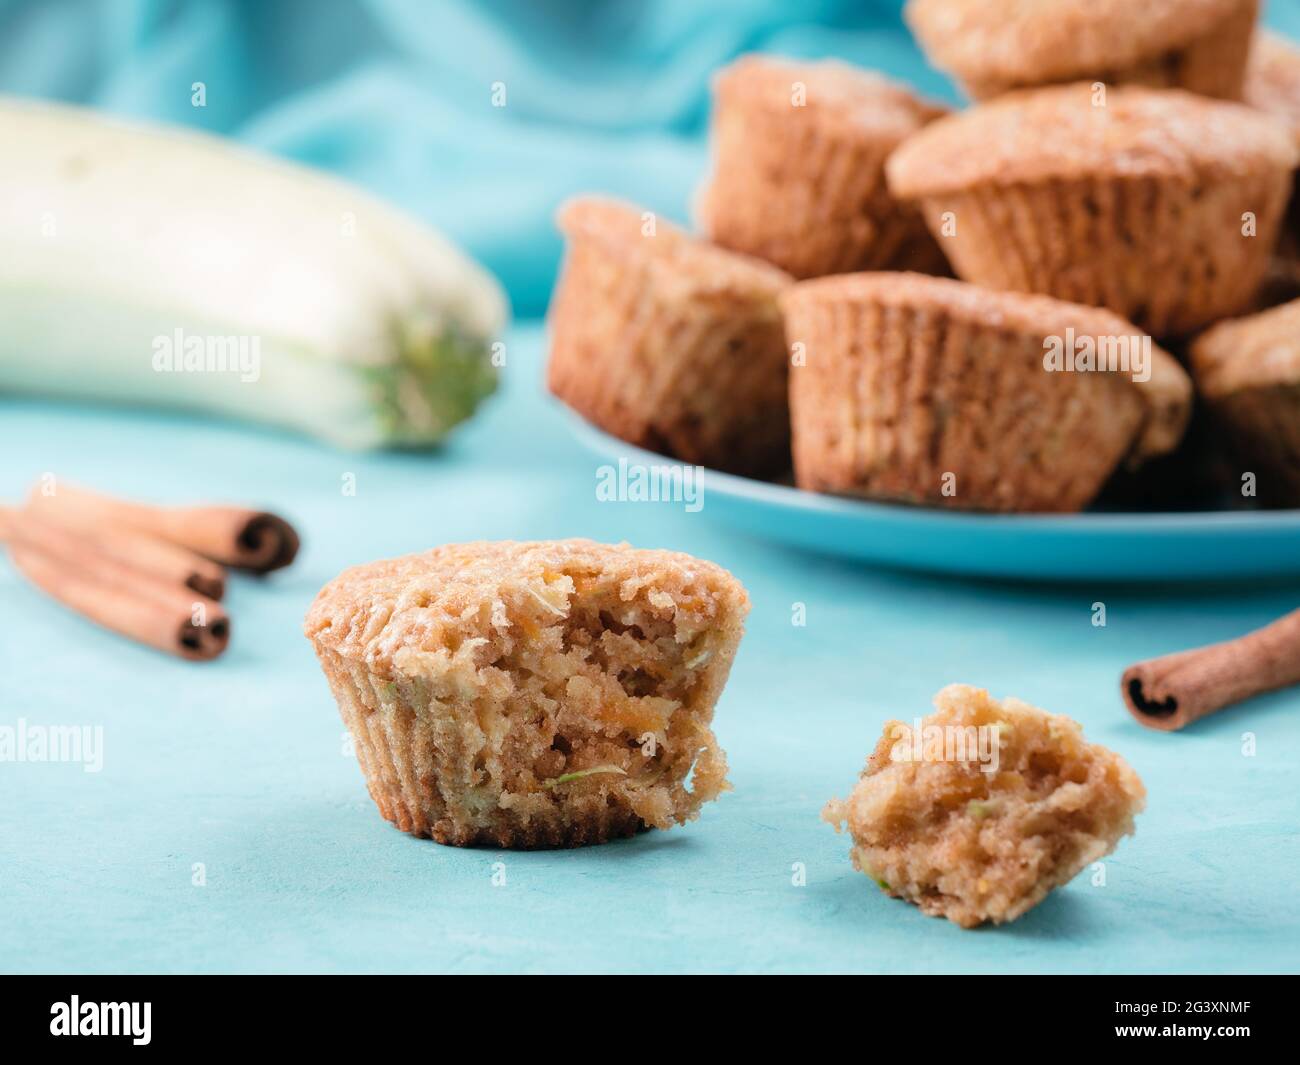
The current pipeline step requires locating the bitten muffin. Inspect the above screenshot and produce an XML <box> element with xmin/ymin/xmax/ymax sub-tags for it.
<box><xmin>905</xmin><ymin>0</ymin><xmax>1259</xmax><ymax>101</ymax></box>
<box><xmin>1190</xmin><ymin>300</ymin><xmax>1300</xmax><ymax>505</ymax></box>
<box><xmin>698</xmin><ymin>55</ymin><xmax>949</xmax><ymax>279</ymax></box>
<box><xmin>304</xmin><ymin>540</ymin><xmax>748</xmax><ymax>848</ymax></box>
<box><xmin>823</xmin><ymin>684</ymin><xmax>1146</xmax><ymax>928</ymax></box>
<box><xmin>887</xmin><ymin>83</ymin><xmax>1298</xmax><ymax>337</ymax></box>
<box><xmin>780</xmin><ymin>273</ymin><xmax>1193</xmax><ymax>512</ymax></box>
<box><xmin>547</xmin><ymin>197</ymin><xmax>792</xmax><ymax>477</ymax></box>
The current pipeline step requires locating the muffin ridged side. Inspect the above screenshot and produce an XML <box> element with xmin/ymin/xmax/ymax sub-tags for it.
<box><xmin>547</xmin><ymin>197</ymin><xmax>792</xmax><ymax>476</ymax></box>
<box><xmin>888</xmin><ymin>84</ymin><xmax>1298</xmax><ymax>337</ymax></box>
<box><xmin>905</xmin><ymin>0</ymin><xmax>1258</xmax><ymax>101</ymax></box>
<box><xmin>912</xmin><ymin>171</ymin><xmax>1291</xmax><ymax>337</ymax></box>
<box><xmin>699</xmin><ymin>55</ymin><xmax>949</xmax><ymax>279</ymax></box>
<box><xmin>1190</xmin><ymin>299</ymin><xmax>1300</xmax><ymax>505</ymax></box>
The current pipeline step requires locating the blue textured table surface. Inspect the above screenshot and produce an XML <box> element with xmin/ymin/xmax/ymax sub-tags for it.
<box><xmin>2</xmin><ymin>324</ymin><xmax>1298</xmax><ymax>974</ymax></box>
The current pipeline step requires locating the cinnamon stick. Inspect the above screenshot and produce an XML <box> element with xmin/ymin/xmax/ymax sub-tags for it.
<box><xmin>1122</xmin><ymin>607</ymin><xmax>1300</xmax><ymax>731</ymax></box>
<box><xmin>6</xmin><ymin>527</ymin><xmax>229</xmax><ymax>661</ymax></box>
<box><xmin>2</xmin><ymin>505</ymin><xmax>225</xmax><ymax>600</ymax></box>
<box><xmin>27</xmin><ymin>483</ymin><xmax>299</xmax><ymax>573</ymax></box>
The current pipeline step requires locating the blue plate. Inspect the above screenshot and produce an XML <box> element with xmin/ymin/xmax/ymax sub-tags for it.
<box><xmin>567</xmin><ymin>414</ymin><xmax>1300</xmax><ymax>580</ymax></box>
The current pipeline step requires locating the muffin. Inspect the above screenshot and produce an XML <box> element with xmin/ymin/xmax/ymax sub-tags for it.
<box><xmin>823</xmin><ymin>684</ymin><xmax>1146</xmax><ymax>928</ymax></box>
<box><xmin>886</xmin><ymin>83</ymin><xmax>1298</xmax><ymax>337</ymax></box>
<box><xmin>780</xmin><ymin>273</ymin><xmax>1193</xmax><ymax>512</ymax></box>
<box><xmin>698</xmin><ymin>55</ymin><xmax>950</xmax><ymax>279</ymax></box>
<box><xmin>548</xmin><ymin>197</ymin><xmax>792</xmax><ymax>477</ymax></box>
<box><xmin>304</xmin><ymin>539</ymin><xmax>748</xmax><ymax>848</ymax></box>
<box><xmin>1189</xmin><ymin>299</ymin><xmax>1300</xmax><ymax>505</ymax></box>
<box><xmin>905</xmin><ymin>0</ymin><xmax>1259</xmax><ymax>101</ymax></box>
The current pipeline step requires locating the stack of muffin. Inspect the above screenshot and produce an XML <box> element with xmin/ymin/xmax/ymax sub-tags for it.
<box><xmin>547</xmin><ymin>0</ymin><xmax>1300</xmax><ymax>512</ymax></box>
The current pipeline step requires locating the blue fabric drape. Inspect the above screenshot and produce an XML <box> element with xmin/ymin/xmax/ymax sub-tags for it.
<box><xmin>0</xmin><ymin>0</ymin><xmax>963</xmax><ymax>315</ymax></box>
<box><xmin>4</xmin><ymin>0</ymin><xmax>1297</xmax><ymax>314</ymax></box>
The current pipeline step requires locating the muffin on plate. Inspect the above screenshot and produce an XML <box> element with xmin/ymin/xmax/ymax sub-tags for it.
<box><xmin>304</xmin><ymin>540</ymin><xmax>748</xmax><ymax>848</ymax></box>
<box><xmin>1245</xmin><ymin>31</ymin><xmax>1300</xmax><ymax>305</ymax></box>
<box><xmin>905</xmin><ymin>0</ymin><xmax>1259</xmax><ymax>101</ymax></box>
<box><xmin>780</xmin><ymin>273</ymin><xmax>1193</xmax><ymax>512</ymax></box>
<box><xmin>1189</xmin><ymin>299</ymin><xmax>1300</xmax><ymax>506</ymax></box>
<box><xmin>547</xmin><ymin>197</ymin><xmax>792</xmax><ymax>477</ymax></box>
<box><xmin>886</xmin><ymin>83</ymin><xmax>1298</xmax><ymax>337</ymax></box>
<box><xmin>823</xmin><ymin>684</ymin><xmax>1146</xmax><ymax>928</ymax></box>
<box><xmin>698</xmin><ymin>55</ymin><xmax>949</xmax><ymax>279</ymax></box>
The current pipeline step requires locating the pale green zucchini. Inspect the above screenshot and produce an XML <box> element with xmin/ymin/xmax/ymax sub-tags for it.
<box><xmin>0</xmin><ymin>97</ymin><xmax>507</xmax><ymax>448</ymax></box>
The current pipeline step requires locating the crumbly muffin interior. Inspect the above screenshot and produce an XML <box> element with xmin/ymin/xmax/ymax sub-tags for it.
<box><xmin>307</xmin><ymin>541</ymin><xmax>746</xmax><ymax>847</ymax></box>
<box><xmin>452</xmin><ymin>563</ymin><xmax>732</xmax><ymax>830</ymax></box>
<box><xmin>823</xmin><ymin>684</ymin><xmax>1145</xmax><ymax>927</ymax></box>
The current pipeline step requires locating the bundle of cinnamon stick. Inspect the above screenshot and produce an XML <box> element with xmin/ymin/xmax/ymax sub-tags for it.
<box><xmin>0</xmin><ymin>481</ymin><xmax>299</xmax><ymax>661</ymax></box>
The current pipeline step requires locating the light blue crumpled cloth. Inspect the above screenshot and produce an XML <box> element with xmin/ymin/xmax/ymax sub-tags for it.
<box><xmin>7</xmin><ymin>0</ymin><xmax>1297</xmax><ymax>317</ymax></box>
<box><xmin>0</xmin><ymin>0</ymin><xmax>962</xmax><ymax>316</ymax></box>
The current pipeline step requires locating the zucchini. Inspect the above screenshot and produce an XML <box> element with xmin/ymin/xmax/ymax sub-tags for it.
<box><xmin>0</xmin><ymin>97</ymin><xmax>507</xmax><ymax>448</ymax></box>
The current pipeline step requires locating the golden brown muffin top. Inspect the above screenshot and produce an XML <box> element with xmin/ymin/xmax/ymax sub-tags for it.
<box><xmin>887</xmin><ymin>83</ymin><xmax>1298</xmax><ymax>197</ymax></box>
<box><xmin>781</xmin><ymin>272</ymin><xmax>1193</xmax><ymax>459</ymax></box>
<box><xmin>713</xmin><ymin>53</ymin><xmax>948</xmax><ymax>140</ymax></box>
<box><xmin>905</xmin><ymin>0</ymin><xmax>1248</xmax><ymax>89</ymax></box>
<box><xmin>1190</xmin><ymin>299</ymin><xmax>1300</xmax><ymax>396</ymax></box>
<box><xmin>305</xmin><ymin>538</ymin><xmax>748</xmax><ymax>670</ymax></box>
<box><xmin>1246</xmin><ymin>31</ymin><xmax>1300</xmax><ymax>144</ymax></box>
<box><xmin>557</xmin><ymin>196</ymin><xmax>791</xmax><ymax>301</ymax></box>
